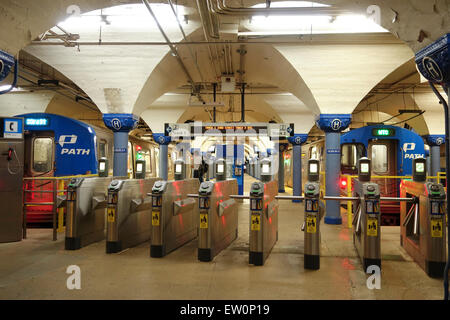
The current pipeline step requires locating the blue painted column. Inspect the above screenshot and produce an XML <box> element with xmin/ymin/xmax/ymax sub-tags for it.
<box><xmin>288</xmin><ymin>134</ymin><xmax>308</xmax><ymax>203</ymax></box>
<box><xmin>153</xmin><ymin>133</ymin><xmax>171</xmax><ymax>180</ymax></box>
<box><xmin>278</xmin><ymin>143</ymin><xmax>288</xmax><ymax>193</ymax></box>
<box><xmin>425</xmin><ymin>135</ymin><xmax>445</xmax><ymax>177</ymax></box>
<box><xmin>103</xmin><ymin>113</ymin><xmax>139</xmax><ymax>177</ymax></box>
<box><xmin>317</xmin><ymin>114</ymin><xmax>352</xmax><ymax>225</ymax></box>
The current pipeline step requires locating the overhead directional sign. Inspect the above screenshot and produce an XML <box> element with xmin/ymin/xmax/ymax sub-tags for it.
<box><xmin>165</xmin><ymin>122</ymin><xmax>294</xmax><ymax>138</ymax></box>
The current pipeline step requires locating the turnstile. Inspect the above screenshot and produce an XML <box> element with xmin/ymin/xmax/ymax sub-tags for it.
<box><xmin>249</xmin><ymin>180</ymin><xmax>278</xmax><ymax>266</ymax></box>
<box><xmin>352</xmin><ymin>158</ymin><xmax>382</xmax><ymax>270</ymax></box>
<box><xmin>303</xmin><ymin>159</ymin><xmax>323</xmax><ymax>270</ymax></box>
<box><xmin>65</xmin><ymin>177</ymin><xmax>112</xmax><ymax>250</ymax></box>
<box><xmin>106</xmin><ymin>178</ymin><xmax>159</xmax><ymax>253</ymax></box>
<box><xmin>197</xmin><ymin>179</ymin><xmax>238</xmax><ymax>262</ymax></box>
<box><xmin>149</xmin><ymin>179</ymin><xmax>200</xmax><ymax>257</ymax></box>
<box><xmin>401</xmin><ymin>181</ymin><xmax>447</xmax><ymax>278</ymax></box>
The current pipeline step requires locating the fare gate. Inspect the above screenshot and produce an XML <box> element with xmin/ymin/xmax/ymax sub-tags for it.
<box><xmin>64</xmin><ymin>177</ymin><xmax>113</xmax><ymax>250</ymax></box>
<box><xmin>149</xmin><ymin>178</ymin><xmax>200</xmax><ymax>258</ymax></box>
<box><xmin>401</xmin><ymin>158</ymin><xmax>447</xmax><ymax>278</ymax></box>
<box><xmin>324</xmin><ymin>157</ymin><xmax>416</xmax><ymax>271</ymax></box>
<box><xmin>106</xmin><ymin>178</ymin><xmax>159</xmax><ymax>253</ymax></box>
<box><xmin>188</xmin><ymin>159</ymin><xmax>239</xmax><ymax>262</ymax></box>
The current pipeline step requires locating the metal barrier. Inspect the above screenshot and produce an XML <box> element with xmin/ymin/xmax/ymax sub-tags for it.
<box><xmin>22</xmin><ymin>174</ymin><xmax>98</xmax><ymax>241</ymax></box>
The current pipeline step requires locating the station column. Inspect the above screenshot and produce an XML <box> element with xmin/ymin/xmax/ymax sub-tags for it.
<box><xmin>103</xmin><ymin>113</ymin><xmax>139</xmax><ymax>177</ymax></box>
<box><xmin>317</xmin><ymin>114</ymin><xmax>352</xmax><ymax>225</ymax></box>
<box><xmin>288</xmin><ymin>134</ymin><xmax>308</xmax><ymax>203</ymax></box>
<box><xmin>278</xmin><ymin>143</ymin><xmax>289</xmax><ymax>193</ymax></box>
<box><xmin>425</xmin><ymin>135</ymin><xmax>445</xmax><ymax>178</ymax></box>
<box><xmin>153</xmin><ymin>133</ymin><xmax>171</xmax><ymax>180</ymax></box>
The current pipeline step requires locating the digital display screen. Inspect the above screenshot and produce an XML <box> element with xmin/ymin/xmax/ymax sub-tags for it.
<box><xmin>25</xmin><ymin>118</ymin><xmax>49</xmax><ymax>126</ymax></box>
<box><xmin>99</xmin><ymin>162</ymin><xmax>106</xmax><ymax>171</ymax></box>
<box><xmin>176</xmin><ymin>164</ymin><xmax>182</xmax><ymax>173</ymax></box>
<box><xmin>309</xmin><ymin>163</ymin><xmax>318</xmax><ymax>174</ymax></box>
<box><xmin>217</xmin><ymin>164</ymin><xmax>224</xmax><ymax>173</ymax></box>
<box><xmin>136</xmin><ymin>163</ymin><xmax>143</xmax><ymax>172</ymax></box>
<box><xmin>262</xmin><ymin>164</ymin><xmax>270</xmax><ymax>174</ymax></box>
<box><xmin>415</xmin><ymin>162</ymin><xmax>425</xmax><ymax>173</ymax></box>
<box><xmin>360</xmin><ymin>163</ymin><xmax>369</xmax><ymax>173</ymax></box>
<box><xmin>372</xmin><ymin>128</ymin><xmax>395</xmax><ymax>137</ymax></box>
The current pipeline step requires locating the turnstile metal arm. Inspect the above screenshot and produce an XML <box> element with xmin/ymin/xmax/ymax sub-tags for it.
<box><xmin>131</xmin><ymin>197</ymin><xmax>152</xmax><ymax>213</ymax></box>
<box><xmin>173</xmin><ymin>198</ymin><xmax>196</xmax><ymax>215</ymax></box>
<box><xmin>275</xmin><ymin>195</ymin><xmax>305</xmax><ymax>201</ymax></box>
<box><xmin>230</xmin><ymin>195</ymin><xmax>249</xmax><ymax>199</ymax></box>
<box><xmin>92</xmin><ymin>195</ymin><xmax>107</xmax><ymax>210</ymax></box>
<box><xmin>187</xmin><ymin>193</ymin><xmax>199</xmax><ymax>198</ymax></box>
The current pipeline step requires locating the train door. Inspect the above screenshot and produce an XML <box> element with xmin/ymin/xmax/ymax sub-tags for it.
<box><xmin>368</xmin><ymin>140</ymin><xmax>399</xmax><ymax>225</ymax></box>
<box><xmin>24</xmin><ymin>131</ymin><xmax>55</xmax><ymax>224</ymax></box>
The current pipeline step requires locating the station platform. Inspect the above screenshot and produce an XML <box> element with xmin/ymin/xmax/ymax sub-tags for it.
<box><xmin>0</xmin><ymin>174</ymin><xmax>444</xmax><ymax>300</ymax></box>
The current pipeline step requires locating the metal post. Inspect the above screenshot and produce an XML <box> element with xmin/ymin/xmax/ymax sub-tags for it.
<box><xmin>347</xmin><ymin>175</ymin><xmax>352</xmax><ymax>228</ymax></box>
<box><xmin>22</xmin><ymin>185</ymin><xmax>27</xmax><ymax>239</ymax></box>
<box><xmin>213</xmin><ymin>83</ymin><xmax>217</xmax><ymax>123</ymax></box>
<box><xmin>241</xmin><ymin>83</ymin><xmax>245</xmax><ymax>122</ymax></box>
<box><xmin>57</xmin><ymin>179</ymin><xmax>65</xmax><ymax>233</ymax></box>
<box><xmin>278</xmin><ymin>144</ymin><xmax>285</xmax><ymax>193</ymax></box>
<box><xmin>52</xmin><ymin>180</ymin><xmax>57</xmax><ymax>241</ymax></box>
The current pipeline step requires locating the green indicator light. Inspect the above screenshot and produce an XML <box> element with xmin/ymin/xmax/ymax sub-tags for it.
<box><xmin>377</xmin><ymin>129</ymin><xmax>390</xmax><ymax>136</ymax></box>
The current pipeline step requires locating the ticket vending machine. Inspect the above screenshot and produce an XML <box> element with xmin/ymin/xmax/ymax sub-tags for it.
<box><xmin>401</xmin><ymin>158</ymin><xmax>447</xmax><ymax>278</ymax></box>
<box><xmin>197</xmin><ymin>158</ymin><xmax>238</xmax><ymax>261</ymax></box>
<box><xmin>303</xmin><ymin>159</ymin><xmax>323</xmax><ymax>270</ymax></box>
<box><xmin>0</xmin><ymin>117</ymin><xmax>24</xmax><ymax>243</ymax></box>
<box><xmin>352</xmin><ymin>157</ymin><xmax>382</xmax><ymax>270</ymax></box>
<box><xmin>249</xmin><ymin>158</ymin><xmax>279</xmax><ymax>266</ymax></box>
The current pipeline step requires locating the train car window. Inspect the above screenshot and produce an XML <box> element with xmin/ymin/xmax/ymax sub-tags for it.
<box><xmin>371</xmin><ymin>144</ymin><xmax>388</xmax><ymax>173</ymax></box>
<box><xmin>310</xmin><ymin>146</ymin><xmax>318</xmax><ymax>160</ymax></box>
<box><xmin>33</xmin><ymin>137</ymin><xmax>53</xmax><ymax>173</ymax></box>
<box><xmin>98</xmin><ymin>139</ymin><xmax>107</xmax><ymax>158</ymax></box>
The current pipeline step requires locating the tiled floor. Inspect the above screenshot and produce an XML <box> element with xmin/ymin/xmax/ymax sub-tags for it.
<box><xmin>0</xmin><ymin>175</ymin><xmax>445</xmax><ymax>299</ymax></box>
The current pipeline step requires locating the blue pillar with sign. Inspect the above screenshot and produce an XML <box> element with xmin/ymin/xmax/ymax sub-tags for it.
<box><xmin>154</xmin><ymin>133</ymin><xmax>171</xmax><ymax>180</ymax></box>
<box><xmin>288</xmin><ymin>134</ymin><xmax>308</xmax><ymax>203</ymax></box>
<box><xmin>233</xmin><ymin>144</ymin><xmax>245</xmax><ymax>195</ymax></box>
<box><xmin>425</xmin><ymin>135</ymin><xmax>445</xmax><ymax>177</ymax></box>
<box><xmin>103</xmin><ymin>114</ymin><xmax>139</xmax><ymax>177</ymax></box>
<box><xmin>317</xmin><ymin>114</ymin><xmax>352</xmax><ymax>225</ymax></box>
<box><xmin>278</xmin><ymin>143</ymin><xmax>288</xmax><ymax>193</ymax></box>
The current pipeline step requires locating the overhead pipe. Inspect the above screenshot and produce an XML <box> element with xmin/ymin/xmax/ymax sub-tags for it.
<box><xmin>142</xmin><ymin>0</ymin><xmax>202</xmax><ymax>101</ymax></box>
<box><xmin>208</xmin><ymin>0</ymin><xmax>351</xmax><ymax>16</ymax></box>
<box><xmin>167</xmin><ymin>0</ymin><xmax>205</xmax><ymax>83</ymax></box>
<box><xmin>195</xmin><ymin>0</ymin><xmax>221</xmax><ymax>78</ymax></box>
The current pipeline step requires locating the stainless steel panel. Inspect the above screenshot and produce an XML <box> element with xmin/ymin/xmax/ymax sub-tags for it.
<box><xmin>249</xmin><ymin>180</ymin><xmax>278</xmax><ymax>264</ymax></box>
<box><xmin>65</xmin><ymin>177</ymin><xmax>112</xmax><ymax>248</ymax></box>
<box><xmin>0</xmin><ymin>139</ymin><xmax>24</xmax><ymax>243</ymax></box>
<box><xmin>199</xmin><ymin>179</ymin><xmax>238</xmax><ymax>259</ymax></box>
<box><xmin>400</xmin><ymin>180</ymin><xmax>447</xmax><ymax>276</ymax></box>
<box><xmin>107</xmin><ymin>178</ymin><xmax>159</xmax><ymax>251</ymax></box>
<box><xmin>151</xmin><ymin>178</ymin><xmax>199</xmax><ymax>255</ymax></box>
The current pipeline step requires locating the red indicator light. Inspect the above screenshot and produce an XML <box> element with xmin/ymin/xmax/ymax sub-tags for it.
<box><xmin>136</xmin><ymin>145</ymin><xmax>142</xmax><ymax>151</ymax></box>
<box><xmin>340</xmin><ymin>178</ymin><xmax>347</xmax><ymax>188</ymax></box>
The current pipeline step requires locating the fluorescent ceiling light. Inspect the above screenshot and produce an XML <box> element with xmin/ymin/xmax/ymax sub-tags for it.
<box><xmin>57</xmin><ymin>4</ymin><xmax>187</xmax><ymax>31</ymax></box>
<box><xmin>252</xmin><ymin>1</ymin><xmax>330</xmax><ymax>8</ymax></box>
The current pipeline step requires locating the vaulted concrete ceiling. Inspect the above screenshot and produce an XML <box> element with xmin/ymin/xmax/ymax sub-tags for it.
<box><xmin>1</xmin><ymin>0</ymin><xmax>449</xmax><ymax>137</ymax></box>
